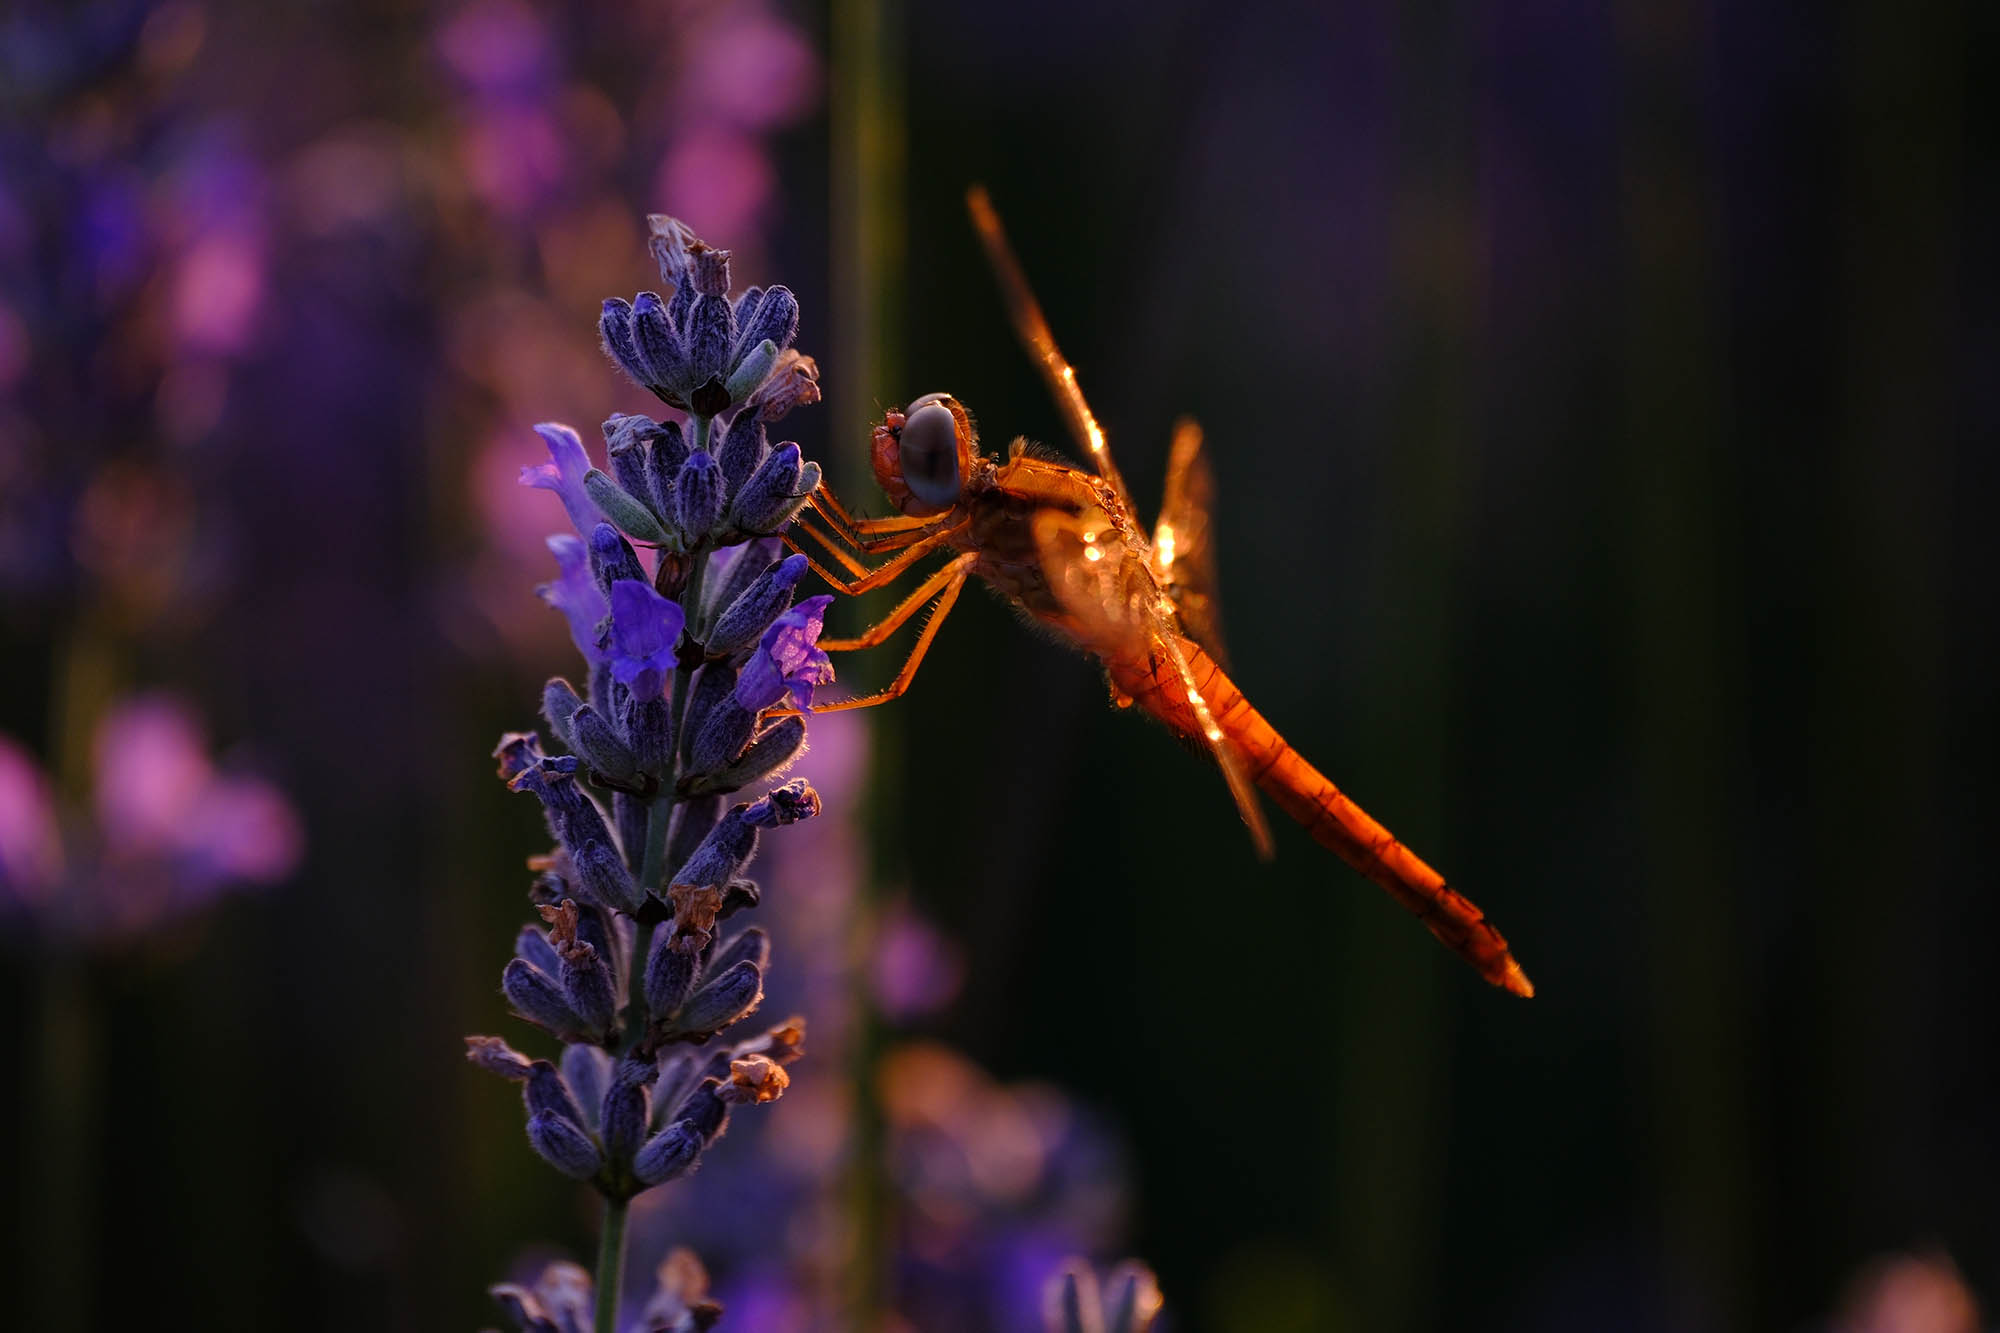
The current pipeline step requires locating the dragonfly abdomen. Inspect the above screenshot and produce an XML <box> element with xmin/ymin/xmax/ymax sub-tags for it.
<box><xmin>1113</xmin><ymin>639</ymin><xmax>1535</xmax><ymax>997</ymax></box>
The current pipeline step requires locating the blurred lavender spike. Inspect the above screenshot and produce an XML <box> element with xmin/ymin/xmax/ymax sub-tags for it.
<box><xmin>1044</xmin><ymin>1260</ymin><xmax>1164</xmax><ymax>1333</ymax></box>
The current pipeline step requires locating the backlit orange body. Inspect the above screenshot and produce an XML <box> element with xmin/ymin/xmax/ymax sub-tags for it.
<box><xmin>787</xmin><ymin>186</ymin><xmax>1533</xmax><ymax>997</ymax></box>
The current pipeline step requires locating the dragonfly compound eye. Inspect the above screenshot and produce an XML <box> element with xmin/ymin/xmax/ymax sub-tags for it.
<box><xmin>898</xmin><ymin>398</ymin><xmax>962</xmax><ymax>507</ymax></box>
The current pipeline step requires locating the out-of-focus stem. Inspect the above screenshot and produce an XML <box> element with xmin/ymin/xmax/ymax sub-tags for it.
<box><xmin>831</xmin><ymin>0</ymin><xmax>903</xmax><ymax>1326</ymax></box>
<box><xmin>594</xmin><ymin>1195</ymin><xmax>629</xmax><ymax>1333</ymax></box>
<box><xmin>31</xmin><ymin>952</ymin><xmax>93</xmax><ymax>1333</ymax></box>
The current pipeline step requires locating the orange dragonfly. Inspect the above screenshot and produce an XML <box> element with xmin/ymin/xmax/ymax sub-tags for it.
<box><xmin>784</xmin><ymin>187</ymin><xmax>1532</xmax><ymax>997</ymax></box>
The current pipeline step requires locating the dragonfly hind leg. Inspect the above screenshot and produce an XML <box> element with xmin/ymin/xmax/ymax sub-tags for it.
<box><xmin>805</xmin><ymin>553</ymin><xmax>976</xmax><ymax>714</ymax></box>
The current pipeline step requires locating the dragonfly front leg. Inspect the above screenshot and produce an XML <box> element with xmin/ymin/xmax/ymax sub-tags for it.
<box><xmin>782</xmin><ymin>521</ymin><xmax>967</xmax><ymax>596</ymax></box>
<box><xmin>805</xmin><ymin>553</ymin><xmax>977</xmax><ymax>714</ymax></box>
<box><xmin>810</xmin><ymin>482</ymin><xmax>936</xmax><ymax>542</ymax></box>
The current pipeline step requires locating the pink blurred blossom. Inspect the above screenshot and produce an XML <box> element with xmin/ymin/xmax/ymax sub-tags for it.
<box><xmin>0</xmin><ymin>736</ymin><xmax>64</xmax><ymax>902</ymax></box>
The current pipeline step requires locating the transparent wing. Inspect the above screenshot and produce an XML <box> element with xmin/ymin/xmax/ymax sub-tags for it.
<box><xmin>966</xmin><ymin>185</ymin><xmax>1139</xmax><ymax>520</ymax></box>
<box><xmin>1031</xmin><ymin>508</ymin><xmax>1276</xmax><ymax>860</ymax></box>
<box><xmin>1151</xmin><ymin>416</ymin><xmax>1232</xmax><ymax>672</ymax></box>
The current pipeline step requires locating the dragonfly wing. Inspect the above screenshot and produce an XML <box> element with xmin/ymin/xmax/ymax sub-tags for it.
<box><xmin>1151</xmin><ymin>417</ymin><xmax>1232</xmax><ymax>672</ymax></box>
<box><xmin>966</xmin><ymin>186</ymin><xmax>1140</xmax><ymax>521</ymax></box>
<box><xmin>1031</xmin><ymin>508</ymin><xmax>1276</xmax><ymax>860</ymax></box>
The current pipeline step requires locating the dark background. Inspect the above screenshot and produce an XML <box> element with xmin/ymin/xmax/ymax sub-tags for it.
<box><xmin>2</xmin><ymin>0</ymin><xmax>1993</xmax><ymax>1329</ymax></box>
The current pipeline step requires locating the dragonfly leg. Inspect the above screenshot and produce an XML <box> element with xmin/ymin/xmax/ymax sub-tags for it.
<box><xmin>804</xmin><ymin>554</ymin><xmax>976</xmax><ymax>714</ymax></box>
<box><xmin>791</xmin><ymin>507</ymin><xmax>943</xmax><ymax>584</ymax></box>
<box><xmin>811</xmin><ymin>482</ymin><xmax>936</xmax><ymax>541</ymax></box>
<box><xmin>818</xmin><ymin>555</ymin><xmax>969</xmax><ymax>652</ymax></box>
<box><xmin>782</xmin><ymin>521</ymin><xmax>967</xmax><ymax>596</ymax></box>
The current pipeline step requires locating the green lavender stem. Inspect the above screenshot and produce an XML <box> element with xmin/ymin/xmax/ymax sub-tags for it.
<box><xmin>594</xmin><ymin>1195</ymin><xmax>630</xmax><ymax>1333</ymax></box>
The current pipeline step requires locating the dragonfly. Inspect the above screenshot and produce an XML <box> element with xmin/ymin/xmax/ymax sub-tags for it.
<box><xmin>783</xmin><ymin>187</ymin><xmax>1533</xmax><ymax>997</ymax></box>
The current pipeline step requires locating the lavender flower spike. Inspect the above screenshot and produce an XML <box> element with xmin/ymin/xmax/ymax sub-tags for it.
<box><xmin>520</xmin><ymin>422</ymin><xmax>605</xmax><ymax>537</ymax></box>
<box><xmin>477</xmin><ymin>211</ymin><xmax>827</xmax><ymax>1323</ymax></box>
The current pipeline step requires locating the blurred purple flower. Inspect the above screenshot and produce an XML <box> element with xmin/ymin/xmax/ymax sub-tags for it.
<box><xmin>733</xmin><ymin>595</ymin><xmax>833</xmax><ymax>713</ymax></box>
<box><xmin>435</xmin><ymin>0</ymin><xmax>553</xmax><ymax>96</ymax></box>
<box><xmin>91</xmin><ymin>696</ymin><xmax>302</xmax><ymax>888</ymax></box>
<box><xmin>872</xmin><ymin>901</ymin><xmax>965</xmax><ymax>1022</ymax></box>
<box><xmin>0</xmin><ymin>736</ymin><xmax>63</xmax><ymax>902</ymax></box>
<box><xmin>0</xmin><ymin>696</ymin><xmax>300</xmax><ymax>943</ymax></box>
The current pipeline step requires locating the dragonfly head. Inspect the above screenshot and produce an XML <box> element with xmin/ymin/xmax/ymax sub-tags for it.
<box><xmin>874</xmin><ymin>392</ymin><xmax>976</xmax><ymax>516</ymax></box>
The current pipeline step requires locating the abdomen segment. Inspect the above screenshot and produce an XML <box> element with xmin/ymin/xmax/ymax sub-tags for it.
<box><xmin>1116</xmin><ymin>640</ymin><xmax>1535</xmax><ymax>997</ymax></box>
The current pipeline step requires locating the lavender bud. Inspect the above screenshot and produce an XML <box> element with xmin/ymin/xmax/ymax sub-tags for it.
<box><xmin>558</xmin><ymin>941</ymin><xmax>617</xmax><ymax>1038</ymax></box>
<box><xmin>736</xmin><ymin>285</ymin><xmax>798</xmax><ymax>358</ymax></box>
<box><xmin>675</xmin><ymin>958</ymin><xmax>763</xmax><ymax>1035</ymax></box>
<box><xmin>644</xmin><ymin>418</ymin><xmax>690</xmax><ymax>515</ymax></box>
<box><xmin>601</xmin><ymin>1058</ymin><xmax>655</xmax><ymax>1163</ymax></box>
<box><xmin>719</xmin><ymin>878</ymin><xmax>761</xmax><ymax>917</ymax></box>
<box><xmin>526</xmin><ymin>1110</ymin><xmax>603</xmax><ymax>1181</ymax></box>
<box><xmin>514</xmin><ymin>924</ymin><xmax>562</xmax><ymax>976</ymax></box>
<box><xmin>643</xmin><ymin>925</ymin><xmax>700</xmax><ymax>1019</ymax></box>
<box><xmin>665</xmin><ymin>795</ymin><xmax>723</xmax><ymax>872</ymax></box>
<box><xmin>724</xmin><ymin>339</ymin><xmax>778</xmax><ymax>405</ymax></box>
<box><xmin>632</xmin><ymin>291</ymin><xmax>686</xmax><ymax>393</ymax></box>
<box><xmin>599</xmin><ymin>298</ymin><xmax>646</xmax><ymax>385</ymax></box>
<box><xmin>690</xmin><ymin>243</ymin><xmax>731</xmax><ymax>297</ymax></box>
<box><xmin>633</xmin><ymin>1123</ymin><xmax>702</xmax><ymax>1186</ymax></box>
<box><xmin>572</xmin><ymin>899</ymin><xmax>629</xmax><ymax>993</ymax></box>
<box><xmin>608</xmin><ymin>431</ymin><xmax>653</xmax><ymax>506</ymax></box>
<box><xmin>623</xmin><ymin>694</ymin><xmax>673</xmax><ymax>775</ymax></box>
<box><xmin>587</xmin><ymin>523</ymin><xmax>646</xmax><ymax>597</ymax></box>
<box><xmin>747</xmin><ymin>349</ymin><xmax>820</xmax><ymax>423</ymax></box>
<box><xmin>732</xmin><ymin>445</ymin><xmax>814</xmax><ymax>535</ymax></box>
<box><xmin>526</xmin><ymin>1058</ymin><xmax>590</xmax><ymax>1122</ymax></box>
<box><xmin>614</xmin><ymin>792</ymin><xmax>646</xmax><ymax>868</ymax></box>
<box><xmin>746</xmin><ymin>779</ymin><xmax>820</xmax><ymax>827</ymax></box>
<box><xmin>585</xmin><ymin>469</ymin><xmax>670</xmax><ymax>544</ymax></box>
<box><xmin>687</xmin><ymin>717</ymin><xmax>806</xmax><ymax>796</ymax></box>
<box><xmin>647</xmin><ymin>214</ymin><xmax>698</xmax><ymax>286</ymax></box>
<box><xmin>560</xmin><ymin>1044</ymin><xmax>614</xmax><ymax>1133</ymax></box>
<box><xmin>707</xmin><ymin>926</ymin><xmax>769</xmax><ymax>979</ymax></box>
<box><xmin>573</xmin><ymin>840</ymin><xmax>639</xmax><ymax>914</ymax></box>
<box><xmin>729</xmin><ymin>287</ymin><xmax>764</xmax><ymax>354</ymax></box>
<box><xmin>686</xmin><ymin>294</ymin><xmax>733</xmax><ymax>388</ymax></box>
<box><xmin>671</xmin><ymin>450</ymin><xmax>725</xmax><ymax>543</ymax></box>
<box><xmin>677</xmin><ymin>664</ymin><xmax>737</xmax><ymax>762</ymax></box>
<box><xmin>652</xmin><ymin>1050</ymin><xmax>703</xmax><ymax>1126</ymax></box>
<box><xmin>541</xmin><ymin>678</ymin><xmax>582</xmax><ymax>750</ymax></box>
<box><xmin>715</xmin><ymin>411</ymin><xmax>768</xmax><ymax>494</ymax></box>
<box><xmin>699</xmin><ymin>537</ymin><xmax>782</xmax><ymax>629</ymax></box>
<box><xmin>666</xmin><ymin>273</ymin><xmax>695</xmax><ymax>339</ymax></box>
<box><xmin>570</xmin><ymin>705</ymin><xmax>638</xmax><ymax>781</ymax></box>
<box><xmin>688</xmin><ymin>700</ymin><xmax>756</xmax><ymax>777</ymax></box>
<box><xmin>465</xmin><ymin>1035</ymin><xmax>535</xmax><ymax>1080</ymax></box>
<box><xmin>493</xmin><ymin>732</ymin><xmax>542</xmax><ymax>783</ymax></box>
<box><xmin>674</xmin><ymin>1081</ymin><xmax>729</xmax><ymax>1141</ymax></box>
<box><xmin>503</xmin><ymin>958</ymin><xmax>585</xmax><ymax>1038</ymax></box>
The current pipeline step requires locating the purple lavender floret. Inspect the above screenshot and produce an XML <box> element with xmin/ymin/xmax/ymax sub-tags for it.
<box><xmin>521</xmin><ymin>423</ymin><xmax>605</xmax><ymax>538</ymax></box>
<box><xmin>734</xmin><ymin>595</ymin><xmax>835</xmax><ymax>713</ymax></box>
<box><xmin>604</xmin><ymin>580</ymin><xmax>684</xmax><ymax>701</ymax></box>
<box><xmin>536</xmin><ymin>536</ymin><xmax>608</xmax><ymax>665</ymax></box>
